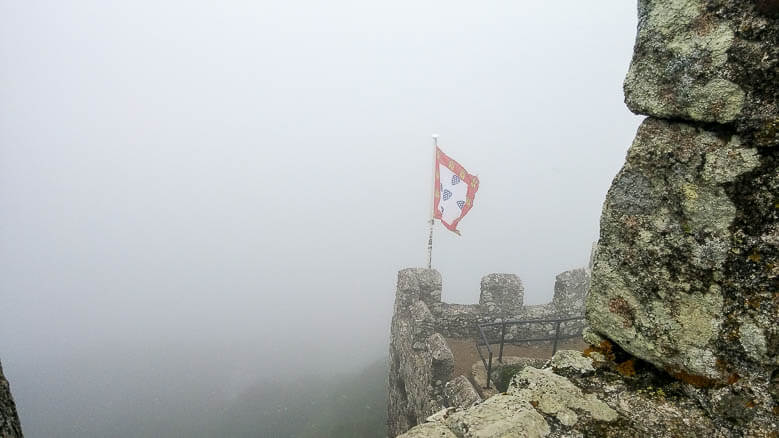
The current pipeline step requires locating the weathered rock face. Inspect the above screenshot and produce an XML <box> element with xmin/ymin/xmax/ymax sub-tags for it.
<box><xmin>398</xmin><ymin>350</ymin><xmax>738</xmax><ymax>438</ymax></box>
<box><xmin>588</xmin><ymin>117</ymin><xmax>778</xmax><ymax>434</ymax></box>
<box><xmin>587</xmin><ymin>117</ymin><xmax>777</xmax><ymax>381</ymax></box>
<box><xmin>509</xmin><ymin>366</ymin><xmax>618</xmax><ymax>427</ymax></box>
<box><xmin>589</xmin><ymin>0</ymin><xmax>778</xmax><ymax>433</ymax></box>
<box><xmin>444</xmin><ymin>394</ymin><xmax>549</xmax><ymax>438</ymax></box>
<box><xmin>624</xmin><ymin>0</ymin><xmax>778</xmax><ymax>146</ymax></box>
<box><xmin>444</xmin><ymin>376</ymin><xmax>482</xmax><ymax>411</ymax></box>
<box><xmin>0</xmin><ymin>360</ymin><xmax>23</xmax><ymax>438</ymax></box>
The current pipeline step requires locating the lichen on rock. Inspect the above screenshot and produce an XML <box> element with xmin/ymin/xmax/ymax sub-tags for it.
<box><xmin>548</xmin><ymin>350</ymin><xmax>596</xmax><ymax>376</ymax></box>
<box><xmin>396</xmin><ymin>421</ymin><xmax>458</xmax><ymax>438</ymax></box>
<box><xmin>587</xmin><ymin>2</ymin><xmax>778</xmax><ymax>435</ymax></box>
<box><xmin>586</xmin><ymin>117</ymin><xmax>774</xmax><ymax>381</ymax></box>
<box><xmin>624</xmin><ymin>0</ymin><xmax>779</xmax><ymax>145</ymax></box>
<box><xmin>508</xmin><ymin>366</ymin><xmax>618</xmax><ymax>426</ymax></box>
<box><xmin>444</xmin><ymin>394</ymin><xmax>550</xmax><ymax>438</ymax></box>
<box><xmin>443</xmin><ymin>376</ymin><xmax>482</xmax><ymax>410</ymax></box>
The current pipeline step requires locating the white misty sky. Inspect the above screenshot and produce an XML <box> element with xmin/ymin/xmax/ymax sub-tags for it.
<box><xmin>1</xmin><ymin>1</ymin><xmax>640</xmax><ymax>435</ymax></box>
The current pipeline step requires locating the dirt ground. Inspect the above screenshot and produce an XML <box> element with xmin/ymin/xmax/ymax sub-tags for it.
<box><xmin>446</xmin><ymin>337</ymin><xmax>588</xmax><ymax>379</ymax></box>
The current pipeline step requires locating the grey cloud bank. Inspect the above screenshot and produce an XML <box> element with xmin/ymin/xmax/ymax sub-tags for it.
<box><xmin>0</xmin><ymin>1</ymin><xmax>639</xmax><ymax>436</ymax></box>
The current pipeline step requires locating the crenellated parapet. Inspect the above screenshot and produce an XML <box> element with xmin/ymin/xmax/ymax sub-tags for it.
<box><xmin>387</xmin><ymin>267</ymin><xmax>589</xmax><ymax>436</ymax></box>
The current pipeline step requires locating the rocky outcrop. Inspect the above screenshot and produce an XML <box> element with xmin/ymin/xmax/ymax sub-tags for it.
<box><xmin>587</xmin><ymin>0</ymin><xmax>777</xmax><ymax>435</ymax></box>
<box><xmin>398</xmin><ymin>350</ymin><xmax>734</xmax><ymax>438</ymax></box>
<box><xmin>0</xmin><ymin>360</ymin><xmax>23</xmax><ymax>438</ymax></box>
<box><xmin>444</xmin><ymin>394</ymin><xmax>549</xmax><ymax>438</ymax></box>
<box><xmin>587</xmin><ymin>118</ymin><xmax>774</xmax><ymax>382</ymax></box>
<box><xmin>509</xmin><ymin>366</ymin><xmax>618</xmax><ymax>427</ymax></box>
<box><xmin>396</xmin><ymin>422</ymin><xmax>458</xmax><ymax>438</ymax></box>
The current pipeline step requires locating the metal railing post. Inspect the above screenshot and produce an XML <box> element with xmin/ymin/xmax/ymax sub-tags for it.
<box><xmin>552</xmin><ymin>321</ymin><xmax>561</xmax><ymax>355</ymax></box>
<box><xmin>486</xmin><ymin>351</ymin><xmax>493</xmax><ymax>389</ymax></box>
<box><xmin>476</xmin><ymin>315</ymin><xmax>584</xmax><ymax>390</ymax></box>
<box><xmin>498</xmin><ymin>322</ymin><xmax>506</xmax><ymax>363</ymax></box>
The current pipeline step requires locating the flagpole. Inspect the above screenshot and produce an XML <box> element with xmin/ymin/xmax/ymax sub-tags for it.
<box><xmin>427</xmin><ymin>134</ymin><xmax>438</xmax><ymax>269</ymax></box>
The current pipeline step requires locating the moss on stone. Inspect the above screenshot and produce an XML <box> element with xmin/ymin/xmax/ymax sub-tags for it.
<box><xmin>494</xmin><ymin>364</ymin><xmax>524</xmax><ymax>393</ymax></box>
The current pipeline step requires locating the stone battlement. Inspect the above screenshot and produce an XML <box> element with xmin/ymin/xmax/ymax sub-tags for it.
<box><xmin>396</xmin><ymin>268</ymin><xmax>588</xmax><ymax>338</ymax></box>
<box><xmin>387</xmin><ymin>267</ymin><xmax>589</xmax><ymax>437</ymax></box>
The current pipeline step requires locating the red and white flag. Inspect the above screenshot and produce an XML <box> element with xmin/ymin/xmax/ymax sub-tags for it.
<box><xmin>433</xmin><ymin>147</ymin><xmax>479</xmax><ymax>235</ymax></box>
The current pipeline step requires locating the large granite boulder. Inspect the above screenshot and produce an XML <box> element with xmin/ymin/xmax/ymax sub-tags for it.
<box><xmin>588</xmin><ymin>117</ymin><xmax>776</xmax><ymax>382</ymax></box>
<box><xmin>624</xmin><ymin>0</ymin><xmax>778</xmax><ymax>145</ymax></box>
<box><xmin>0</xmin><ymin>360</ymin><xmax>23</xmax><ymax>438</ymax></box>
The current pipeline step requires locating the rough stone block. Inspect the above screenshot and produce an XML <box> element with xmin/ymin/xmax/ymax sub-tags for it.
<box><xmin>443</xmin><ymin>376</ymin><xmax>482</xmax><ymax>410</ymax></box>
<box><xmin>587</xmin><ymin>117</ymin><xmax>777</xmax><ymax>381</ymax></box>
<box><xmin>396</xmin><ymin>422</ymin><xmax>458</xmax><ymax>438</ymax></box>
<box><xmin>552</xmin><ymin>268</ymin><xmax>589</xmax><ymax>316</ymax></box>
<box><xmin>508</xmin><ymin>367</ymin><xmax>618</xmax><ymax>426</ymax></box>
<box><xmin>549</xmin><ymin>350</ymin><xmax>595</xmax><ymax>376</ymax></box>
<box><xmin>479</xmin><ymin>273</ymin><xmax>524</xmax><ymax>316</ymax></box>
<box><xmin>445</xmin><ymin>394</ymin><xmax>550</xmax><ymax>438</ymax></box>
<box><xmin>397</xmin><ymin>268</ymin><xmax>442</xmax><ymax>309</ymax></box>
<box><xmin>519</xmin><ymin>303</ymin><xmax>555</xmax><ymax>320</ymax></box>
<box><xmin>428</xmin><ymin>333</ymin><xmax>455</xmax><ymax>383</ymax></box>
<box><xmin>623</xmin><ymin>0</ymin><xmax>778</xmax><ymax>145</ymax></box>
<box><xmin>435</xmin><ymin>303</ymin><xmax>482</xmax><ymax>338</ymax></box>
<box><xmin>411</xmin><ymin>301</ymin><xmax>435</xmax><ymax>341</ymax></box>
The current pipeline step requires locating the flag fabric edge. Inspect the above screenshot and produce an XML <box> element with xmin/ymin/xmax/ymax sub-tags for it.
<box><xmin>432</xmin><ymin>147</ymin><xmax>479</xmax><ymax>235</ymax></box>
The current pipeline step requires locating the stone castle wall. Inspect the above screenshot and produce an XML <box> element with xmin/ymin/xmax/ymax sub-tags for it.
<box><xmin>387</xmin><ymin>267</ymin><xmax>589</xmax><ymax>437</ymax></box>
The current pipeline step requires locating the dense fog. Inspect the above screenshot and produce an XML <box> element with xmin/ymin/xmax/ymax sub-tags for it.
<box><xmin>1</xmin><ymin>1</ymin><xmax>639</xmax><ymax>436</ymax></box>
